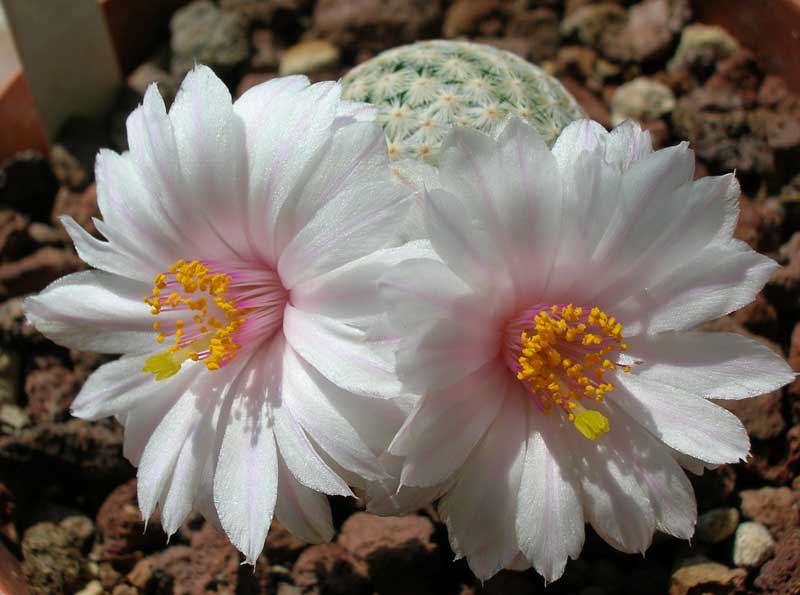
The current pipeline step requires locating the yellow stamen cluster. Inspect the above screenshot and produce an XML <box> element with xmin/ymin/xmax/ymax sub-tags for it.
<box><xmin>516</xmin><ymin>304</ymin><xmax>630</xmax><ymax>441</ymax></box>
<box><xmin>142</xmin><ymin>260</ymin><xmax>247</xmax><ymax>380</ymax></box>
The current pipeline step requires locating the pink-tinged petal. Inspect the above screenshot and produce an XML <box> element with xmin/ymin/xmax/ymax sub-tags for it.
<box><xmin>438</xmin><ymin>387</ymin><xmax>527</xmax><ymax>579</ymax></box>
<box><xmin>292</xmin><ymin>241</ymin><xmax>436</xmax><ymax>326</ymax></box>
<box><xmin>617</xmin><ymin>241</ymin><xmax>778</xmax><ymax>335</ymax></box>
<box><xmin>390</xmin><ymin>361</ymin><xmax>508</xmax><ymax>488</ymax></box>
<box><xmin>94</xmin><ymin>149</ymin><xmax>181</xmax><ymax>267</ymax></box>
<box><xmin>604</xmin><ymin>120</ymin><xmax>654</xmax><ymax>172</ymax></box>
<box><xmin>621</xmin><ymin>332</ymin><xmax>794</xmax><ymax>400</ymax></box>
<box><xmin>236</xmin><ymin>80</ymin><xmax>341</xmax><ymax>264</ymax></box>
<box><xmin>388</xmin><ymin>159</ymin><xmax>440</xmax><ymax>242</ymax></box>
<box><xmin>589</xmin><ymin>142</ymin><xmax>695</xmax><ymax>269</ymax></box>
<box><xmin>280</xmin><ymin>340</ymin><xmax>386</xmax><ymax>481</ymax></box>
<box><xmin>278</xmin><ymin>174</ymin><xmax>412</xmax><ymax>288</ymax></box>
<box><xmin>160</xmin><ymin>388</ymin><xmax>223</xmax><ymax>536</ymax></box>
<box><xmin>516</xmin><ymin>398</ymin><xmax>584</xmax><ymax>584</ymax></box>
<box><xmin>61</xmin><ymin>216</ymin><xmax>158</xmax><ymax>283</ymax></box>
<box><xmin>551</xmin><ymin>119</ymin><xmax>608</xmax><ymax>170</ymax></box>
<box><xmin>614</xmin><ymin>372</ymin><xmax>750</xmax><ymax>464</ymax></box>
<box><xmin>136</xmin><ymin>357</ymin><xmax>244</xmax><ymax>521</ymax></box>
<box><xmin>576</xmin><ymin>405</ymin><xmax>655</xmax><ymax>553</ymax></box>
<box><xmin>24</xmin><ymin>271</ymin><xmax>159</xmax><ymax>355</ymax></box>
<box><xmin>283</xmin><ymin>306</ymin><xmax>401</xmax><ymax>399</ymax></box>
<box><xmin>587</xmin><ymin>174</ymin><xmax>741</xmax><ymax>307</ymax></box>
<box><xmin>334</xmin><ymin>99</ymin><xmax>377</xmax><ymax>126</ymax></box>
<box><xmin>365</xmin><ymin>453</ymin><xmax>448</xmax><ymax>515</ymax></box>
<box><xmin>71</xmin><ymin>354</ymin><xmax>201</xmax><ymax>420</ymax></box>
<box><xmin>213</xmin><ymin>350</ymin><xmax>280</xmax><ymax>565</ymax></box>
<box><xmin>379</xmin><ymin>255</ymin><xmax>495</xmax><ymax>336</ymax></box>
<box><xmin>272</xmin><ymin>404</ymin><xmax>352</xmax><ymax>497</ymax></box>
<box><xmin>125</xmin><ymin>86</ymin><xmax>205</xmax><ymax>253</ymax></box>
<box><xmin>168</xmin><ymin>65</ymin><xmax>252</xmax><ymax>259</ymax></box>
<box><xmin>395</xmin><ymin>316</ymin><xmax>500</xmax><ymax>395</ymax></box>
<box><xmin>609</xmin><ymin>407</ymin><xmax>696</xmax><ymax>540</ymax></box>
<box><xmin>274</xmin><ymin>456</ymin><xmax>335</xmax><ymax>544</ymax></box>
<box><xmin>273</xmin><ymin>121</ymin><xmax>389</xmax><ymax>254</ymax></box>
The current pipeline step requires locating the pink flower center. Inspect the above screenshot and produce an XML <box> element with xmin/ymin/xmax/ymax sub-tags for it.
<box><xmin>142</xmin><ymin>259</ymin><xmax>287</xmax><ymax>380</ymax></box>
<box><xmin>504</xmin><ymin>304</ymin><xmax>631</xmax><ymax>440</ymax></box>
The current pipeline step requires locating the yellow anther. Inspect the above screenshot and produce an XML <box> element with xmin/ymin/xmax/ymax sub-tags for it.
<box><xmin>573</xmin><ymin>407</ymin><xmax>610</xmax><ymax>441</ymax></box>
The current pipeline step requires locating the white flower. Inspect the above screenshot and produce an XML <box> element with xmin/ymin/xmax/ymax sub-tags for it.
<box><xmin>24</xmin><ymin>66</ymin><xmax>414</xmax><ymax>564</ymax></box>
<box><xmin>372</xmin><ymin>118</ymin><xmax>794</xmax><ymax>581</ymax></box>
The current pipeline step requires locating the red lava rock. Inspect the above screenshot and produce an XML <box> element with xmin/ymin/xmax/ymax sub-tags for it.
<box><xmin>250</xmin><ymin>29</ymin><xmax>282</xmax><ymax>71</ymax></box>
<box><xmin>0</xmin><ymin>297</ymin><xmax>43</xmax><ymax>345</ymax></box>
<box><xmin>788</xmin><ymin>322</ymin><xmax>800</xmax><ymax>399</ymax></box>
<box><xmin>0</xmin><ymin>210</ymin><xmax>32</xmax><ymax>262</ymax></box>
<box><xmin>0</xmin><ymin>539</ymin><xmax>28</xmax><ymax>595</ymax></box>
<box><xmin>265</xmin><ymin>518</ymin><xmax>310</xmax><ymax>565</ymax></box>
<box><xmin>0</xmin><ymin>151</ymin><xmax>60</xmax><ymax>223</ymax></box>
<box><xmin>51</xmin><ymin>183</ymin><xmax>99</xmax><ymax>237</ymax></box>
<box><xmin>754</xmin><ymin>529</ymin><xmax>800</xmax><ymax>595</ymax></box>
<box><xmin>769</xmin><ymin>232</ymin><xmax>800</xmax><ymax>310</ymax></box>
<box><xmin>600</xmin><ymin>0</ymin><xmax>690</xmax><ymax>64</ymax></box>
<box><xmin>311</xmin><ymin>0</ymin><xmax>442</xmax><ymax>53</ymax></box>
<box><xmin>24</xmin><ymin>365</ymin><xmax>81</xmax><ymax>425</ymax></box>
<box><xmin>504</xmin><ymin>9</ymin><xmax>560</xmax><ymax>62</ymax></box>
<box><xmin>0</xmin><ymin>418</ymin><xmax>130</xmax><ymax>483</ymax></box>
<box><xmin>96</xmin><ymin>480</ymin><xmax>164</xmax><ymax>564</ymax></box>
<box><xmin>706</xmin><ymin>50</ymin><xmax>762</xmax><ymax>107</ymax></box>
<box><xmin>442</xmin><ymin>0</ymin><xmax>505</xmax><ymax>39</ymax></box>
<box><xmin>0</xmin><ymin>483</ymin><xmax>17</xmax><ymax>547</ymax></box>
<box><xmin>21</xmin><ymin>522</ymin><xmax>85</xmax><ymax>595</ymax></box>
<box><xmin>560</xmin><ymin>76</ymin><xmax>612</xmax><ymax>129</ymax></box>
<box><xmin>673</xmin><ymin>88</ymin><xmax>773</xmax><ymax>175</ymax></box>
<box><xmin>741</xmin><ymin>487</ymin><xmax>800</xmax><ymax>541</ymax></box>
<box><xmin>293</xmin><ymin>543</ymin><xmax>370</xmax><ymax>595</ymax></box>
<box><xmin>0</xmin><ymin>247</ymin><xmax>84</xmax><ymax>299</ymax></box>
<box><xmin>337</xmin><ymin>513</ymin><xmax>441</xmax><ymax>595</ymax></box>
<box><xmin>732</xmin><ymin>293</ymin><xmax>779</xmax><ymax>338</ymax></box>
<box><xmin>147</xmin><ymin>545</ymin><xmax>194</xmax><ymax>594</ymax></box>
<box><xmin>716</xmin><ymin>391</ymin><xmax>785</xmax><ymax>441</ymax></box>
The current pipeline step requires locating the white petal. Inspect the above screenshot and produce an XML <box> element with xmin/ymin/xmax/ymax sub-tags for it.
<box><xmin>274</xmin><ymin>456</ymin><xmax>335</xmax><ymax>544</ymax></box>
<box><xmin>272</xmin><ymin>404</ymin><xmax>352</xmax><ymax>497</ymax></box>
<box><xmin>390</xmin><ymin>361</ymin><xmax>508</xmax><ymax>488</ymax></box>
<box><xmin>609</xmin><ymin>406</ymin><xmax>697</xmax><ymax>540</ymax></box>
<box><xmin>617</xmin><ymin>242</ymin><xmax>778</xmax><ymax>335</ymax></box>
<box><xmin>62</xmin><ymin>216</ymin><xmax>158</xmax><ymax>284</ymax></box>
<box><xmin>551</xmin><ymin>119</ymin><xmax>608</xmax><ymax>172</ymax></box>
<box><xmin>236</xmin><ymin>80</ymin><xmax>342</xmax><ymax>264</ymax></box>
<box><xmin>168</xmin><ymin>65</ymin><xmax>251</xmax><ymax>259</ymax></box>
<box><xmin>277</xmin><ymin>173</ymin><xmax>411</xmax><ymax>288</ymax></box>
<box><xmin>213</xmin><ymin>357</ymin><xmax>279</xmax><ymax>565</ymax></box>
<box><xmin>389</xmin><ymin>159</ymin><xmax>440</xmax><ymax>242</ymax></box>
<box><xmin>436</xmin><ymin>119</ymin><xmax>563</xmax><ymax>304</ymax></box>
<box><xmin>282</xmin><ymin>306</ymin><xmax>401</xmax><ymax>399</ymax></box>
<box><xmin>71</xmin><ymin>354</ymin><xmax>201</xmax><ymax>419</ymax></box>
<box><xmin>365</xmin><ymin>454</ymin><xmax>448</xmax><ymax>515</ymax></box>
<box><xmin>120</xmin><ymin>381</ymin><xmax>186</xmax><ymax>466</ymax></box>
<box><xmin>614</xmin><ymin>372</ymin><xmax>750</xmax><ymax>465</ymax></box>
<box><xmin>137</xmin><ymin>363</ymin><xmax>240</xmax><ymax>522</ymax></box>
<box><xmin>516</xmin><ymin>401</ymin><xmax>584</xmax><ymax>584</ymax></box>
<box><xmin>24</xmin><ymin>271</ymin><xmax>159</xmax><ymax>354</ymax></box>
<box><xmin>395</xmin><ymin>316</ymin><xmax>500</xmax><ymax>395</ymax></box>
<box><xmin>292</xmin><ymin>241</ymin><xmax>436</xmax><ymax>326</ymax></box>
<box><xmin>588</xmin><ymin>174</ymin><xmax>741</xmax><ymax>307</ymax></box>
<box><xmin>576</xmin><ymin>406</ymin><xmax>656</xmax><ymax>553</ymax></box>
<box><xmin>622</xmin><ymin>332</ymin><xmax>794</xmax><ymax>400</ymax></box>
<box><xmin>160</xmin><ymin>389</ymin><xmax>222</xmax><ymax>536</ymax></box>
<box><xmin>93</xmin><ymin>149</ymin><xmax>181</xmax><ymax>268</ymax></box>
<box><xmin>438</xmin><ymin>387</ymin><xmax>527</xmax><ymax>580</ymax></box>
<box><xmin>280</xmin><ymin>340</ymin><xmax>386</xmax><ymax>480</ymax></box>
<box><xmin>604</xmin><ymin>120</ymin><xmax>653</xmax><ymax>172</ymax></box>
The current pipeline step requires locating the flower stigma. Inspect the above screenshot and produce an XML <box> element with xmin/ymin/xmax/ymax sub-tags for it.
<box><xmin>143</xmin><ymin>259</ymin><xmax>286</xmax><ymax>380</ymax></box>
<box><xmin>505</xmin><ymin>304</ymin><xmax>631</xmax><ymax>441</ymax></box>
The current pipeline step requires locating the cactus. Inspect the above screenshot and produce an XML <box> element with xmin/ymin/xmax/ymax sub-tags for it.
<box><xmin>341</xmin><ymin>40</ymin><xmax>585</xmax><ymax>165</ymax></box>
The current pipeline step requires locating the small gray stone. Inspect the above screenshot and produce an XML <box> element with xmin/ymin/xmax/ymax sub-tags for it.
<box><xmin>279</xmin><ymin>39</ymin><xmax>341</xmax><ymax>75</ymax></box>
<box><xmin>611</xmin><ymin>77</ymin><xmax>675</xmax><ymax>126</ymax></box>
<box><xmin>0</xmin><ymin>403</ymin><xmax>30</xmax><ymax>432</ymax></box>
<box><xmin>733</xmin><ymin>522</ymin><xmax>775</xmax><ymax>568</ymax></box>
<box><xmin>696</xmin><ymin>507</ymin><xmax>740</xmax><ymax>544</ymax></box>
<box><xmin>668</xmin><ymin>23</ymin><xmax>739</xmax><ymax>74</ymax></box>
<box><xmin>170</xmin><ymin>0</ymin><xmax>249</xmax><ymax>78</ymax></box>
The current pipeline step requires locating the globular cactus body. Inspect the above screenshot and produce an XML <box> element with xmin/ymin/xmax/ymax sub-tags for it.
<box><xmin>341</xmin><ymin>40</ymin><xmax>585</xmax><ymax>164</ymax></box>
